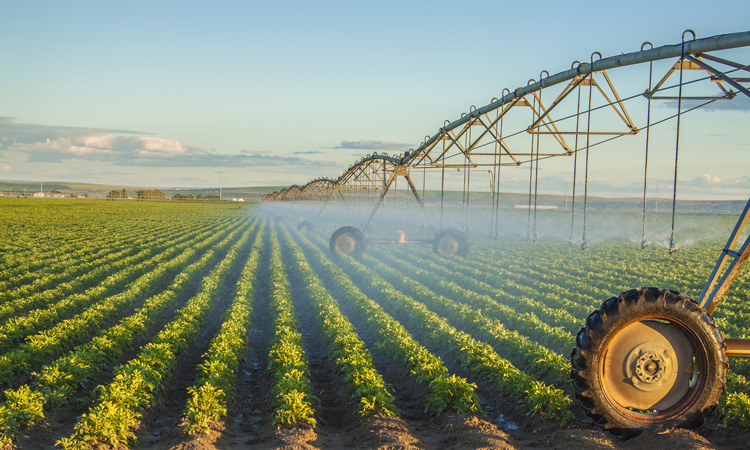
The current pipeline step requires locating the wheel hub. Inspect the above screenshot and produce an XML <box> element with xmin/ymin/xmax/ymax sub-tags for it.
<box><xmin>634</xmin><ymin>351</ymin><xmax>666</xmax><ymax>384</ymax></box>
<box><xmin>335</xmin><ymin>234</ymin><xmax>355</xmax><ymax>254</ymax></box>
<box><xmin>602</xmin><ymin>320</ymin><xmax>694</xmax><ymax>411</ymax></box>
<box><xmin>438</xmin><ymin>236</ymin><xmax>458</xmax><ymax>257</ymax></box>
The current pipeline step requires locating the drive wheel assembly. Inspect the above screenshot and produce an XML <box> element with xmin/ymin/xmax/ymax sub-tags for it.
<box><xmin>433</xmin><ymin>228</ymin><xmax>468</xmax><ymax>258</ymax></box>
<box><xmin>571</xmin><ymin>288</ymin><xmax>727</xmax><ymax>437</ymax></box>
<box><xmin>297</xmin><ymin>221</ymin><xmax>314</xmax><ymax>234</ymax></box>
<box><xmin>330</xmin><ymin>226</ymin><xmax>366</xmax><ymax>257</ymax></box>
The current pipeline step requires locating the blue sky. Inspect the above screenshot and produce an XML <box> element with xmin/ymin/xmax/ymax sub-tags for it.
<box><xmin>1</xmin><ymin>0</ymin><xmax>749</xmax><ymax>199</ymax></box>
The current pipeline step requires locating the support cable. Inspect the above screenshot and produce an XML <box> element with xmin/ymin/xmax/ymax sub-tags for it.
<box><xmin>532</xmin><ymin>71</ymin><xmax>549</xmax><ymax>242</ymax></box>
<box><xmin>440</xmin><ymin>137</ymin><xmax>446</xmax><ymax>229</ymax></box>
<box><xmin>422</xmin><ymin>156</ymin><xmax>426</xmax><ymax>229</ymax></box>
<box><xmin>568</xmin><ymin>62</ymin><xmax>583</xmax><ymax>246</ymax></box>
<box><xmin>473</xmin><ymin>68</ymin><xmax>729</xmax><ymax>151</ymax></box>
<box><xmin>494</xmin><ymin>153</ymin><xmax>502</xmax><ymax>238</ymax></box>
<box><xmin>494</xmin><ymin>90</ymin><xmax>510</xmax><ymax>238</ymax></box>
<box><xmin>641</xmin><ymin>42</ymin><xmax>654</xmax><ymax>250</ymax></box>
<box><xmin>488</xmin><ymin>130</ymin><xmax>498</xmax><ymax>236</ymax></box>
<box><xmin>494</xmin><ymin>114</ymin><xmax>504</xmax><ymax>238</ymax></box>
<box><xmin>405</xmin><ymin>166</ymin><xmax>409</xmax><ymax>227</ymax></box>
<box><xmin>466</xmin><ymin>123</ymin><xmax>472</xmax><ymax>232</ymax></box>
<box><xmin>526</xmin><ymin>80</ymin><xmax>536</xmax><ymax>241</ymax></box>
<box><xmin>582</xmin><ymin>52</ymin><xmax>601</xmax><ymax>250</ymax></box>
<box><xmin>669</xmin><ymin>30</ymin><xmax>695</xmax><ymax>255</ymax></box>
<box><xmin>491</xmin><ymin>97</ymin><xmax>500</xmax><ymax>238</ymax></box>
<box><xmin>532</xmin><ymin>96</ymin><xmax>717</xmax><ymax>166</ymax></box>
<box><xmin>463</xmin><ymin>122</ymin><xmax>469</xmax><ymax>231</ymax></box>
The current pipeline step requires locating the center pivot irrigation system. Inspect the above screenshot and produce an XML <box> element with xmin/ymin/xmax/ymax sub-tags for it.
<box><xmin>264</xmin><ymin>30</ymin><xmax>750</xmax><ymax>434</ymax></box>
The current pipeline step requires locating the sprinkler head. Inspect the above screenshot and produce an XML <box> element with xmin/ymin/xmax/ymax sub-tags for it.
<box><xmin>581</xmin><ymin>239</ymin><xmax>588</xmax><ymax>251</ymax></box>
<box><xmin>641</xmin><ymin>238</ymin><xmax>649</xmax><ymax>249</ymax></box>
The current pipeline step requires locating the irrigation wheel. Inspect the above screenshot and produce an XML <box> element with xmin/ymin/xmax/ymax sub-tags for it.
<box><xmin>297</xmin><ymin>221</ymin><xmax>314</xmax><ymax>234</ymax></box>
<box><xmin>330</xmin><ymin>226</ymin><xmax>366</xmax><ymax>257</ymax></box>
<box><xmin>433</xmin><ymin>228</ymin><xmax>468</xmax><ymax>258</ymax></box>
<box><xmin>571</xmin><ymin>288</ymin><xmax>727</xmax><ymax>438</ymax></box>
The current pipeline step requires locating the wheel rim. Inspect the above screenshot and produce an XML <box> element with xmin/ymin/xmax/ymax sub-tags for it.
<box><xmin>601</xmin><ymin>319</ymin><xmax>699</xmax><ymax>416</ymax></box>
<box><xmin>437</xmin><ymin>236</ymin><xmax>459</xmax><ymax>257</ymax></box>
<box><xmin>334</xmin><ymin>234</ymin><xmax>356</xmax><ymax>255</ymax></box>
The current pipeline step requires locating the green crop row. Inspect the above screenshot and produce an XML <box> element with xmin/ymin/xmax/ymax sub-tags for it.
<box><xmin>0</xmin><ymin>247</ymin><xmax>158</xmax><ymax>353</ymax></box>
<box><xmin>0</xmin><ymin>218</ymin><xmax>243</xmax><ymax>387</ymax></box>
<box><xmin>0</xmin><ymin>202</ymin><xmax>140</xmax><ymax>275</ymax></box>
<box><xmin>279</xmin><ymin>226</ymin><xmax>399</xmax><ymax>418</ymax></box>
<box><xmin>0</xmin><ymin>220</ymin><xmax>254</xmax><ymax>445</ymax></box>
<box><xmin>0</xmin><ymin>200</ymin><xmax>239</xmax><ymax>282</ymax></box>
<box><xmin>372</xmin><ymin>245</ymin><xmax>573</xmax><ymax>355</ymax></box>
<box><xmin>0</xmin><ymin>246</ymin><xmax>141</xmax><ymax>318</ymax></box>
<box><xmin>0</xmin><ymin>221</ymin><xmax>223</xmax><ymax>355</ymax></box>
<box><xmin>721</xmin><ymin>371</ymin><xmax>750</xmax><ymax>427</ymax></box>
<box><xmin>292</xmin><ymin>229</ymin><xmax>481</xmax><ymax>416</ymax></box>
<box><xmin>182</xmin><ymin>221</ymin><xmax>265</xmax><ymax>435</ymax></box>
<box><xmin>0</xmin><ymin>217</ymin><xmax>184</xmax><ymax>298</ymax></box>
<box><xmin>0</xmin><ymin>218</ymin><xmax>223</xmax><ymax>325</ymax></box>
<box><xmin>329</xmin><ymin>245</ymin><xmax>573</xmax><ymax>426</ymax></box>
<box><xmin>1</xmin><ymin>240</ymin><xmax>133</xmax><ymax>295</ymax></box>
<box><xmin>0</xmin><ymin>199</ymin><xmax>229</xmax><ymax>278</ymax></box>
<box><xmin>428</xmin><ymin>250</ymin><xmax>592</xmax><ymax>330</ymax></box>
<box><xmin>57</xmin><ymin>218</ymin><xmax>256</xmax><ymax>449</ymax></box>
<box><xmin>0</xmin><ymin>217</ymin><xmax>244</xmax><ymax>361</ymax></box>
<box><xmin>266</xmin><ymin>226</ymin><xmax>317</xmax><ymax>427</ymax></box>
<box><xmin>389</xmin><ymin>243</ymin><xmax>589</xmax><ymax>333</ymax></box>
<box><xmin>361</xmin><ymin>252</ymin><xmax>571</xmax><ymax>387</ymax></box>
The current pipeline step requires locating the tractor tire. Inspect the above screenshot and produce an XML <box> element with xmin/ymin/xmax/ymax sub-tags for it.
<box><xmin>571</xmin><ymin>288</ymin><xmax>727</xmax><ymax>438</ymax></box>
<box><xmin>433</xmin><ymin>228</ymin><xmax>468</xmax><ymax>258</ymax></box>
<box><xmin>297</xmin><ymin>221</ymin><xmax>314</xmax><ymax>234</ymax></box>
<box><xmin>330</xmin><ymin>226</ymin><xmax>366</xmax><ymax>257</ymax></box>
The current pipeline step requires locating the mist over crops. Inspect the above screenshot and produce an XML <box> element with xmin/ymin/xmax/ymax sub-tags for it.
<box><xmin>259</xmin><ymin>195</ymin><xmax>741</xmax><ymax>250</ymax></box>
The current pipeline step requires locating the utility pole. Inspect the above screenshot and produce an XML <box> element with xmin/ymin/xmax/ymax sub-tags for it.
<box><xmin>220</xmin><ymin>175</ymin><xmax>223</xmax><ymax>201</ymax></box>
<box><xmin>40</xmin><ymin>168</ymin><xmax>43</xmax><ymax>195</ymax></box>
<box><xmin>655</xmin><ymin>185</ymin><xmax>658</xmax><ymax>213</ymax></box>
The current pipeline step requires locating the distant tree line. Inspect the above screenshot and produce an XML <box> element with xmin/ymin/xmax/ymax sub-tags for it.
<box><xmin>105</xmin><ymin>189</ymin><xmax>227</xmax><ymax>201</ymax></box>
<box><xmin>171</xmin><ymin>193</ymin><xmax>220</xmax><ymax>200</ymax></box>
<box><xmin>136</xmin><ymin>189</ymin><xmax>165</xmax><ymax>200</ymax></box>
<box><xmin>106</xmin><ymin>188</ymin><xmax>167</xmax><ymax>200</ymax></box>
<box><xmin>106</xmin><ymin>188</ymin><xmax>128</xmax><ymax>199</ymax></box>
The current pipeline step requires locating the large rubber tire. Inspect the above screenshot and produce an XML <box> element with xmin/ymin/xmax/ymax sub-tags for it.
<box><xmin>329</xmin><ymin>226</ymin><xmax>366</xmax><ymax>257</ymax></box>
<box><xmin>297</xmin><ymin>221</ymin><xmax>314</xmax><ymax>234</ymax></box>
<box><xmin>433</xmin><ymin>228</ymin><xmax>469</xmax><ymax>258</ymax></box>
<box><xmin>571</xmin><ymin>288</ymin><xmax>727</xmax><ymax>438</ymax></box>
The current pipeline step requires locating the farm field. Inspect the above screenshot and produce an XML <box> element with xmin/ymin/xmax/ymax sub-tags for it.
<box><xmin>0</xmin><ymin>198</ymin><xmax>748</xmax><ymax>449</ymax></box>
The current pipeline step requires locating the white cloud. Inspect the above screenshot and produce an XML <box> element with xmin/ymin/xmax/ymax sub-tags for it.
<box><xmin>0</xmin><ymin>162</ymin><xmax>10</xmax><ymax>172</ymax></box>
<box><xmin>703</xmin><ymin>173</ymin><xmax>723</xmax><ymax>184</ymax></box>
<box><xmin>334</xmin><ymin>140</ymin><xmax>411</xmax><ymax>151</ymax></box>
<box><xmin>11</xmin><ymin>137</ymin><xmax>113</xmax><ymax>156</ymax></box>
<box><xmin>76</xmin><ymin>134</ymin><xmax>116</xmax><ymax>149</ymax></box>
<box><xmin>0</xmin><ymin>118</ymin><xmax>339</xmax><ymax>169</ymax></box>
<box><xmin>134</xmin><ymin>136</ymin><xmax>187</xmax><ymax>155</ymax></box>
<box><xmin>700</xmin><ymin>173</ymin><xmax>742</xmax><ymax>186</ymax></box>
